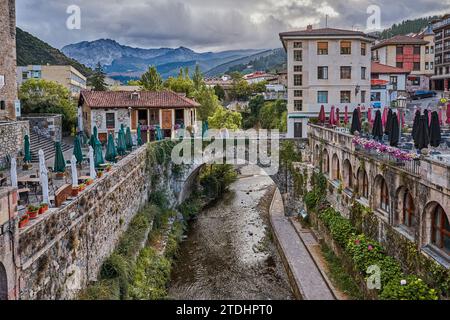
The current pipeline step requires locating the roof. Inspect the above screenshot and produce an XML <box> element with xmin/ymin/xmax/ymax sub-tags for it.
<box><xmin>80</xmin><ymin>90</ymin><xmax>200</xmax><ymax>108</ymax></box>
<box><xmin>371</xmin><ymin>62</ymin><xmax>410</xmax><ymax>74</ymax></box>
<box><xmin>279</xmin><ymin>27</ymin><xmax>371</xmax><ymax>38</ymax></box>
<box><xmin>371</xmin><ymin>35</ymin><xmax>428</xmax><ymax>50</ymax></box>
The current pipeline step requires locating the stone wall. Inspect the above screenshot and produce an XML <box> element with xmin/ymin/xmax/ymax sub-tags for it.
<box><xmin>0</xmin><ymin>121</ymin><xmax>30</xmax><ymax>169</ymax></box>
<box><xmin>20</xmin><ymin>114</ymin><xmax>62</xmax><ymax>142</ymax></box>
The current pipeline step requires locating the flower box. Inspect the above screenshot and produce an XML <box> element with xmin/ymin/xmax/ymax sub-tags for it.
<box><xmin>19</xmin><ymin>214</ymin><xmax>30</xmax><ymax>228</ymax></box>
<box><xmin>39</xmin><ymin>203</ymin><xmax>48</xmax><ymax>215</ymax></box>
<box><xmin>85</xmin><ymin>178</ymin><xmax>94</xmax><ymax>186</ymax></box>
<box><xmin>27</xmin><ymin>205</ymin><xmax>39</xmax><ymax>220</ymax></box>
<box><xmin>71</xmin><ymin>186</ymin><xmax>80</xmax><ymax>197</ymax></box>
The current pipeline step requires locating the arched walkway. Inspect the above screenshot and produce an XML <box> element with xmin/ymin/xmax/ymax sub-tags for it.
<box><xmin>322</xmin><ymin>149</ymin><xmax>330</xmax><ymax>175</ymax></box>
<box><xmin>374</xmin><ymin>175</ymin><xmax>389</xmax><ymax>215</ymax></box>
<box><xmin>0</xmin><ymin>262</ymin><xmax>7</xmax><ymax>300</ymax></box>
<box><xmin>331</xmin><ymin>154</ymin><xmax>340</xmax><ymax>181</ymax></box>
<box><xmin>357</xmin><ymin>167</ymin><xmax>369</xmax><ymax>199</ymax></box>
<box><xmin>343</xmin><ymin>159</ymin><xmax>352</xmax><ymax>190</ymax></box>
<box><xmin>395</xmin><ymin>187</ymin><xmax>416</xmax><ymax>230</ymax></box>
<box><xmin>423</xmin><ymin>202</ymin><xmax>449</xmax><ymax>255</ymax></box>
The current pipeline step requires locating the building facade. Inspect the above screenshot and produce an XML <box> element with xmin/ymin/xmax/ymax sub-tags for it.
<box><xmin>280</xmin><ymin>27</ymin><xmax>373</xmax><ymax>138</ymax></box>
<box><xmin>432</xmin><ymin>15</ymin><xmax>450</xmax><ymax>91</ymax></box>
<box><xmin>0</xmin><ymin>0</ymin><xmax>18</xmax><ymax>120</ymax></box>
<box><xmin>17</xmin><ymin>65</ymin><xmax>87</xmax><ymax>96</ymax></box>
<box><xmin>371</xmin><ymin>62</ymin><xmax>408</xmax><ymax>108</ymax></box>
<box><xmin>79</xmin><ymin>90</ymin><xmax>199</xmax><ymax>143</ymax></box>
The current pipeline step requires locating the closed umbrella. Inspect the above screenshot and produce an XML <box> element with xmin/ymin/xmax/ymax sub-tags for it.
<box><xmin>367</xmin><ymin>107</ymin><xmax>373</xmax><ymax>124</ymax></box>
<box><xmin>39</xmin><ymin>150</ymin><xmax>49</xmax><ymax>205</ymax></box>
<box><xmin>73</xmin><ymin>136</ymin><xmax>83</xmax><ymax>164</ymax></box>
<box><xmin>88</xmin><ymin>146</ymin><xmax>96</xmax><ymax>179</ymax></box>
<box><xmin>344</xmin><ymin>106</ymin><xmax>349</xmax><ymax>125</ymax></box>
<box><xmin>329</xmin><ymin>106</ymin><xmax>335</xmax><ymax>126</ymax></box>
<box><xmin>10</xmin><ymin>157</ymin><xmax>17</xmax><ymax>189</ymax></box>
<box><xmin>117</xmin><ymin>129</ymin><xmax>126</xmax><ymax>156</ymax></box>
<box><xmin>415</xmin><ymin>115</ymin><xmax>430</xmax><ymax>150</ymax></box>
<box><xmin>382</xmin><ymin>107</ymin><xmax>388</xmax><ymax>129</ymax></box>
<box><xmin>429</xmin><ymin>111</ymin><xmax>442</xmax><ymax>148</ymax></box>
<box><xmin>424</xmin><ymin>109</ymin><xmax>430</xmax><ymax>130</ymax></box>
<box><xmin>318</xmin><ymin>105</ymin><xmax>326</xmax><ymax>124</ymax></box>
<box><xmin>53</xmin><ymin>142</ymin><xmax>66</xmax><ymax>173</ymax></box>
<box><xmin>105</xmin><ymin>133</ymin><xmax>117</xmax><ymax>162</ymax></box>
<box><xmin>357</xmin><ymin>106</ymin><xmax>362</xmax><ymax>124</ymax></box>
<box><xmin>350</xmin><ymin>108</ymin><xmax>361</xmax><ymax>135</ymax></box>
<box><xmin>71</xmin><ymin>155</ymin><xmax>78</xmax><ymax>188</ymax></box>
<box><xmin>372</xmin><ymin>110</ymin><xmax>383</xmax><ymax>140</ymax></box>
<box><xmin>335</xmin><ymin>108</ymin><xmax>340</xmax><ymax>127</ymax></box>
<box><xmin>94</xmin><ymin>139</ymin><xmax>104</xmax><ymax>167</ymax></box>
<box><xmin>202</xmin><ymin>121</ymin><xmax>209</xmax><ymax>138</ymax></box>
<box><xmin>137</xmin><ymin>124</ymin><xmax>143</xmax><ymax>146</ymax></box>
<box><xmin>24</xmin><ymin>135</ymin><xmax>32</xmax><ymax>163</ymax></box>
<box><xmin>389</xmin><ymin>113</ymin><xmax>400</xmax><ymax>147</ymax></box>
<box><xmin>385</xmin><ymin>109</ymin><xmax>393</xmax><ymax>135</ymax></box>
<box><xmin>446</xmin><ymin>104</ymin><xmax>450</xmax><ymax>125</ymax></box>
<box><xmin>155</xmin><ymin>125</ymin><xmax>163</xmax><ymax>141</ymax></box>
<box><xmin>411</xmin><ymin>110</ymin><xmax>420</xmax><ymax>142</ymax></box>
<box><xmin>125</xmin><ymin>127</ymin><xmax>133</xmax><ymax>151</ymax></box>
<box><xmin>90</xmin><ymin>126</ymin><xmax>98</xmax><ymax>148</ymax></box>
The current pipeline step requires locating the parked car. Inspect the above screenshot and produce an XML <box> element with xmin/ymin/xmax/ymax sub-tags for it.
<box><xmin>410</xmin><ymin>90</ymin><xmax>437</xmax><ymax>100</ymax></box>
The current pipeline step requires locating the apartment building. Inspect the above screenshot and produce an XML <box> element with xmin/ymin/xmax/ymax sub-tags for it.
<box><xmin>432</xmin><ymin>15</ymin><xmax>450</xmax><ymax>91</ymax></box>
<box><xmin>280</xmin><ymin>26</ymin><xmax>373</xmax><ymax>138</ymax></box>
<box><xmin>17</xmin><ymin>65</ymin><xmax>87</xmax><ymax>96</ymax></box>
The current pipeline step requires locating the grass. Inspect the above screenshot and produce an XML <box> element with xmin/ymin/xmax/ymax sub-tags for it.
<box><xmin>321</xmin><ymin>243</ymin><xmax>363</xmax><ymax>300</ymax></box>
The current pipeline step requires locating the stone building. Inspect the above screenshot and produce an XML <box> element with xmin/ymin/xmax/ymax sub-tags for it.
<box><xmin>0</xmin><ymin>0</ymin><xmax>18</xmax><ymax>120</ymax></box>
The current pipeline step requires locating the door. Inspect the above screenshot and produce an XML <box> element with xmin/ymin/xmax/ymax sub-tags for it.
<box><xmin>162</xmin><ymin>110</ymin><xmax>172</xmax><ymax>130</ymax></box>
<box><xmin>294</xmin><ymin>122</ymin><xmax>302</xmax><ymax>138</ymax></box>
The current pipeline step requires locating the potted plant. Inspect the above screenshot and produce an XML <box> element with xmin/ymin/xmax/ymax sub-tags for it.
<box><xmin>97</xmin><ymin>170</ymin><xmax>103</xmax><ymax>178</ymax></box>
<box><xmin>39</xmin><ymin>203</ymin><xmax>48</xmax><ymax>215</ymax></box>
<box><xmin>85</xmin><ymin>178</ymin><xmax>94</xmax><ymax>186</ymax></box>
<box><xmin>79</xmin><ymin>183</ymin><xmax>86</xmax><ymax>192</ymax></box>
<box><xmin>19</xmin><ymin>214</ymin><xmax>30</xmax><ymax>228</ymax></box>
<box><xmin>27</xmin><ymin>205</ymin><xmax>39</xmax><ymax>219</ymax></box>
<box><xmin>71</xmin><ymin>185</ymin><xmax>80</xmax><ymax>197</ymax></box>
<box><xmin>105</xmin><ymin>164</ymin><xmax>112</xmax><ymax>172</ymax></box>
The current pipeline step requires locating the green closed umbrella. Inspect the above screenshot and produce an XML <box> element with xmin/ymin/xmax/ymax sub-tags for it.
<box><xmin>137</xmin><ymin>124</ymin><xmax>143</xmax><ymax>146</ymax></box>
<box><xmin>53</xmin><ymin>142</ymin><xmax>66</xmax><ymax>173</ymax></box>
<box><xmin>125</xmin><ymin>127</ymin><xmax>133</xmax><ymax>151</ymax></box>
<box><xmin>202</xmin><ymin>121</ymin><xmax>208</xmax><ymax>137</ymax></box>
<box><xmin>105</xmin><ymin>133</ymin><xmax>117</xmax><ymax>162</ymax></box>
<box><xmin>90</xmin><ymin>126</ymin><xmax>98</xmax><ymax>148</ymax></box>
<box><xmin>94</xmin><ymin>138</ymin><xmax>104</xmax><ymax>167</ymax></box>
<box><xmin>117</xmin><ymin>129</ymin><xmax>126</xmax><ymax>156</ymax></box>
<box><xmin>24</xmin><ymin>134</ymin><xmax>32</xmax><ymax>163</ymax></box>
<box><xmin>155</xmin><ymin>125</ymin><xmax>163</xmax><ymax>141</ymax></box>
<box><xmin>73</xmin><ymin>136</ymin><xmax>83</xmax><ymax>164</ymax></box>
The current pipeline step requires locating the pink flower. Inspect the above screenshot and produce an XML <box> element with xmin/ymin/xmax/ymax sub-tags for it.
<box><xmin>355</xmin><ymin>239</ymin><xmax>361</xmax><ymax>245</ymax></box>
<box><xmin>368</xmin><ymin>245</ymin><xmax>373</xmax><ymax>251</ymax></box>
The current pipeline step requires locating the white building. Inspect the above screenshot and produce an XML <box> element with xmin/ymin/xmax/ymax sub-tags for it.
<box><xmin>279</xmin><ymin>26</ymin><xmax>374</xmax><ymax>138</ymax></box>
<box><xmin>370</xmin><ymin>62</ymin><xmax>408</xmax><ymax>109</ymax></box>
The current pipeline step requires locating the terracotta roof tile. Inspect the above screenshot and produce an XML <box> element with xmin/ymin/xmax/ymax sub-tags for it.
<box><xmin>80</xmin><ymin>90</ymin><xmax>200</xmax><ymax>108</ymax></box>
<box><xmin>371</xmin><ymin>35</ymin><xmax>428</xmax><ymax>50</ymax></box>
<box><xmin>279</xmin><ymin>27</ymin><xmax>371</xmax><ymax>38</ymax></box>
<box><xmin>371</xmin><ymin>62</ymin><xmax>410</xmax><ymax>74</ymax></box>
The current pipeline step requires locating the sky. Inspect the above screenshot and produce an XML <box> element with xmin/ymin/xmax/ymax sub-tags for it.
<box><xmin>16</xmin><ymin>0</ymin><xmax>450</xmax><ymax>52</ymax></box>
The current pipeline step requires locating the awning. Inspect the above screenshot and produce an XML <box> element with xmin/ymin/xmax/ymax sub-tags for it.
<box><xmin>371</xmin><ymin>79</ymin><xmax>389</xmax><ymax>86</ymax></box>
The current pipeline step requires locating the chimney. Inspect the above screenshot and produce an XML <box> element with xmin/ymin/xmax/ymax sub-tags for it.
<box><xmin>131</xmin><ymin>91</ymin><xmax>140</xmax><ymax>100</ymax></box>
<box><xmin>307</xmin><ymin>25</ymin><xmax>313</xmax><ymax>31</ymax></box>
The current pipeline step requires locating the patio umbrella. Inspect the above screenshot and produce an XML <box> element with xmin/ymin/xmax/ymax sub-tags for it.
<box><xmin>350</xmin><ymin>108</ymin><xmax>361</xmax><ymax>135</ymax></box>
<box><xmin>447</xmin><ymin>104</ymin><xmax>450</xmax><ymax>125</ymax></box>
<box><xmin>372</xmin><ymin>110</ymin><xmax>383</xmax><ymax>140</ymax></box>
<box><xmin>125</xmin><ymin>127</ymin><xmax>133</xmax><ymax>151</ymax></box>
<box><xmin>24</xmin><ymin>135</ymin><xmax>32</xmax><ymax>163</ymax></box>
<box><xmin>117</xmin><ymin>129</ymin><xmax>126</xmax><ymax>156</ymax></box>
<box><xmin>335</xmin><ymin>108</ymin><xmax>340</xmax><ymax>127</ymax></box>
<box><xmin>414</xmin><ymin>115</ymin><xmax>430</xmax><ymax>150</ymax></box>
<box><xmin>318</xmin><ymin>105</ymin><xmax>326</xmax><ymax>124</ymax></box>
<box><xmin>202</xmin><ymin>120</ymin><xmax>209</xmax><ymax>138</ymax></box>
<box><xmin>137</xmin><ymin>124</ymin><xmax>143</xmax><ymax>146</ymax></box>
<box><xmin>429</xmin><ymin>111</ymin><xmax>442</xmax><ymax>148</ymax></box>
<box><xmin>90</xmin><ymin>126</ymin><xmax>98</xmax><ymax>148</ymax></box>
<box><xmin>88</xmin><ymin>146</ymin><xmax>96</xmax><ymax>179</ymax></box>
<box><xmin>10</xmin><ymin>157</ymin><xmax>17</xmax><ymax>189</ymax></box>
<box><xmin>105</xmin><ymin>133</ymin><xmax>117</xmax><ymax>162</ymax></box>
<box><xmin>411</xmin><ymin>110</ymin><xmax>421</xmax><ymax>142</ymax></box>
<box><xmin>344</xmin><ymin>106</ymin><xmax>349</xmax><ymax>125</ymax></box>
<box><xmin>424</xmin><ymin>109</ymin><xmax>431</xmax><ymax>130</ymax></box>
<box><xmin>389</xmin><ymin>113</ymin><xmax>400</xmax><ymax>147</ymax></box>
<box><xmin>53</xmin><ymin>142</ymin><xmax>66</xmax><ymax>173</ymax></box>
<box><xmin>399</xmin><ymin>109</ymin><xmax>405</xmax><ymax>127</ymax></box>
<box><xmin>71</xmin><ymin>155</ymin><xmax>78</xmax><ymax>188</ymax></box>
<box><xmin>382</xmin><ymin>107</ymin><xmax>388</xmax><ymax>128</ymax></box>
<box><xmin>329</xmin><ymin>106</ymin><xmax>335</xmax><ymax>125</ymax></box>
<box><xmin>39</xmin><ymin>150</ymin><xmax>49</xmax><ymax>205</ymax></box>
<box><xmin>73</xmin><ymin>136</ymin><xmax>83</xmax><ymax>164</ymax></box>
<box><xmin>385</xmin><ymin>109</ymin><xmax>393</xmax><ymax>135</ymax></box>
<box><xmin>94</xmin><ymin>139</ymin><xmax>104</xmax><ymax>167</ymax></box>
<box><xmin>155</xmin><ymin>125</ymin><xmax>163</xmax><ymax>141</ymax></box>
<box><xmin>367</xmin><ymin>108</ymin><xmax>373</xmax><ymax>124</ymax></box>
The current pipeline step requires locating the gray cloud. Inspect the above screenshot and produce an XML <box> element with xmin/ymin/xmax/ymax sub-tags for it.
<box><xmin>16</xmin><ymin>0</ymin><xmax>450</xmax><ymax>51</ymax></box>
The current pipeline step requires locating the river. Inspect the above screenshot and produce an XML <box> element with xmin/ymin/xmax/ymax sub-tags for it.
<box><xmin>168</xmin><ymin>165</ymin><xmax>294</xmax><ymax>300</ymax></box>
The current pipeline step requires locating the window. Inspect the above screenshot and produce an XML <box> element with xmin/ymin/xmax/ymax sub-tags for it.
<box><xmin>294</xmin><ymin>50</ymin><xmax>302</xmax><ymax>62</ymax></box>
<box><xmin>317</xmin><ymin>42</ymin><xmax>328</xmax><ymax>55</ymax></box>
<box><xmin>361</xmin><ymin>42</ymin><xmax>367</xmax><ymax>56</ymax></box>
<box><xmin>340</xmin><ymin>41</ymin><xmax>351</xmax><ymax>54</ymax></box>
<box><xmin>409</xmin><ymin>77</ymin><xmax>420</xmax><ymax>86</ymax></box>
<box><xmin>396</xmin><ymin>46</ymin><xmax>404</xmax><ymax>55</ymax></box>
<box><xmin>390</xmin><ymin>76</ymin><xmax>398</xmax><ymax>90</ymax></box>
<box><xmin>425</xmin><ymin>46</ymin><xmax>429</xmax><ymax>54</ymax></box>
<box><xmin>340</xmin><ymin>66</ymin><xmax>352</xmax><ymax>79</ymax></box>
<box><xmin>0</xmin><ymin>101</ymin><xmax>5</xmax><ymax>111</ymax></box>
<box><xmin>361</xmin><ymin>90</ymin><xmax>366</xmax><ymax>103</ymax></box>
<box><xmin>430</xmin><ymin>46</ymin><xmax>434</xmax><ymax>54</ymax></box>
<box><xmin>294</xmin><ymin>65</ymin><xmax>302</xmax><ymax>72</ymax></box>
<box><xmin>413</xmin><ymin>46</ymin><xmax>421</xmax><ymax>54</ymax></box>
<box><xmin>361</xmin><ymin>67</ymin><xmax>367</xmax><ymax>80</ymax></box>
<box><xmin>425</xmin><ymin>62</ymin><xmax>429</xmax><ymax>70</ymax></box>
<box><xmin>106</xmin><ymin>113</ymin><xmax>115</xmax><ymax>129</ymax></box>
<box><xmin>431</xmin><ymin>204</ymin><xmax>450</xmax><ymax>254</ymax></box>
<box><xmin>294</xmin><ymin>74</ymin><xmax>302</xmax><ymax>86</ymax></box>
<box><xmin>294</xmin><ymin>42</ymin><xmax>302</xmax><ymax>48</ymax></box>
<box><xmin>317</xmin><ymin>91</ymin><xmax>328</xmax><ymax>103</ymax></box>
<box><xmin>32</xmin><ymin>70</ymin><xmax>41</xmax><ymax>78</ymax></box>
<box><xmin>294</xmin><ymin>100</ymin><xmax>303</xmax><ymax>111</ymax></box>
<box><xmin>430</xmin><ymin>62</ymin><xmax>434</xmax><ymax>69</ymax></box>
<box><xmin>318</xmin><ymin>66</ymin><xmax>328</xmax><ymax>79</ymax></box>
<box><xmin>358</xmin><ymin>168</ymin><xmax>369</xmax><ymax>198</ymax></box>
<box><xmin>396</xmin><ymin>62</ymin><xmax>403</xmax><ymax>68</ymax></box>
<box><xmin>413</xmin><ymin>62</ymin><xmax>421</xmax><ymax>71</ymax></box>
<box><xmin>380</xmin><ymin>178</ymin><xmax>390</xmax><ymax>212</ymax></box>
<box><xmin>401</xmin><ymin>191</ymin><xmax>416</xmax><ymax>228</ymax></box>
<box><xmin>294</xmin><ymin>90</ymin><xmax>302</xmax><ymax>97</ymax></box>
<box><xmin>22</xmin><ymin>72</ymin><xmax>28</xmax><ymax>80</ymax></box>
<box><xmin>371</xmin><ymin>92</ymin><xmax>381</xmax><ymax>101</ymax></box>
<box><xmin>340</xmin><ymin>91</ymin><xmax>351</xmax><ymax>103</ymax></box>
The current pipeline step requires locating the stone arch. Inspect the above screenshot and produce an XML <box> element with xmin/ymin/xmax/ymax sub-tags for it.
<box><xmin>331</xmin><ymin>153</ymin><xmax>340</xmax><ymax>181</ymax></box>
<box><xmin>322</xmin><ymin>148</ymin><xmax>330</xmax><ymax>175</ymax></box>
<box><xmin>314</xmin><ymin>144</ymin><xmax>321</xmax><ymax>164</ymax></box>
<box><xmin>373</xmin><ymin>174</ymin><xmax>390</xmax><ymax>215</ymax></box>
<box><xmin>343</xmin><ymin>159</ymin><xmax>353</xmax><ymax>190</ymax></box>
<box><xmin>0</xmin><ymin>262</ymin><xmax>7</xmax><ymax>300</ymax></box>
<box><xmin>422</xmin><ymin>202</ymin><xmax>449</xmax><ymax>255</ymax></box>
<box><xmin>395</xmin><ymin>186</ymin><xmax>416</xmax><ymax>230</ymax></box>
<box><xmin>357</xmin><ymin>167</ymin><xmax>369</xmax><ymax>199</ymax></box>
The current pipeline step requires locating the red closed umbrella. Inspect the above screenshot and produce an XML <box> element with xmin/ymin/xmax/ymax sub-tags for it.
<box><xmin>329</xmin><ymin>105</ymin><xmax>336</xmax><ymax>125</ymax></box>
<box><xmin>367</xmin><ymin>107</ymin><xmax>373</xmax><ymax>124</ymax></box>
<box><xmin>344</xmin><ymin>105</ymin><xmax>349</xmax><ymax>125</ymax></box>
<box><xmin>335</xmin><ymin>108</ymin><xmax>340</xmax><ymax>126</ymax></box>
<box><xmin>446</xmin><ymin>104</ymin><xmax>450</xmax><ymax>125</ymax></box>
<box><xmin>318</xmin><ymin>105</ymin><xmax>326</xmax><ymax>124</ymax></box>
<box><xmin>382</xmin><ymin>107</ymin><xmax>388</xmax><ymax>128</ymax></box>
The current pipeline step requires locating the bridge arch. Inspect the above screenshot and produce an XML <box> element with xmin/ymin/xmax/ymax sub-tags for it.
<box><xmin>356</xmin><ymin>167</ymin><xmax>369</xmax><ymax>199</ymax></box>
<box><xmin>331</xmin><ymin>154</ymin><xmax>340</xmax><ymax>181</ymax></box>
<box><xmin>343</xmin><ymin>159</ymin><xmax>353</xmax><ymax>190</ymax></box>
<box><xmin>395</xmin><ymin>186</ymin><xmax>416</xmax><ymax>231</ymax></box>
<box><xmin>322</xmin><ymin>149</ymin><xmax>330</xmax><ymax>175</ymax></box>
<box><xmin>422</xmin><ymin>202</ymin><xmax>449</xmax><ymax>255</ymax></box>
<box><xmin>0</xmin><ymin>262</ymin><xmax>7</xmax><ymax>300</ymax></box>
<box><xmin>373</xmin><ymin>174</ymin><xmax>390</xmax><ymax>216</ymax></box>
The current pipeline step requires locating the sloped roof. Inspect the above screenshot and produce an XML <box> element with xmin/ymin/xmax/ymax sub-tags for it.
<box><xmin>80</xmin><ymin>90</ymin><xmax>200</xmax><ymax>108</ymax></box>
<box><xmin>371</xmin><ymin>62</ymin><xmax>410</xmax><ymax>74</ymax></box>
<box><xmin>279</xmin><ymin>27</ymin><xmax>371</xmax><ymax>38</ymax></box>
<box><xmin>371</xmin><ymin>35</ymin><xmax>428</xmax><ymax>50</ymax></box>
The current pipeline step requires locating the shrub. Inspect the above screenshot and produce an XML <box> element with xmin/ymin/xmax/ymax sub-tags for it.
<box><xmin>319</xmin><ymin>208</ymin><xmax>355</xmax><ymax>248</ymax></box>
<box><xmin>304</xmin><ymin>191</ymin><xmax>320</xmax><ymax>211</ymax></box>
<box><xmin>380</xmin><ymin>276</ymin><xmax>439</xmax><ymax>300</ymax></box>
<box><xmin>149</xmin><ymin>191</ymin><xmax>168</xmax><ymax>209</ymax></box>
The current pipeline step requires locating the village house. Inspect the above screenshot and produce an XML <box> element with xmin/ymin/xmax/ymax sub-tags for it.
<box><xmin>370</xmin><ymin>61</ymin><xmax>409</xmax><ymax>108</ymax></box>
<box><xmin>78</xmin><ymin>90</ymin><xmax>199</xmax><ymax>143</ymax></box>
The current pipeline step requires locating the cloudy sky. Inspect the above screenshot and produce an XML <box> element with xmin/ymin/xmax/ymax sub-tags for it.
<box><xmin>16</xmin><ymin>0</ymin><xmax>450</xmax><ymax>52</ymax></box>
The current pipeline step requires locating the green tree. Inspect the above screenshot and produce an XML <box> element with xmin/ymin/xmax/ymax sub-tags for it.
<box><xmin>89</xmin><ymin>62</ymin><xmax>107</xmax><ymax>91</ymax></box>
<box><xmin>214</xmin><ymin>85</ymin><xmax>225</xmax><ymax>101</ymax></box>
<box><xmin>19</xmin><ymin>79</ymin><xmax>77</xmax><ymax>132</ymax></box>
<box><xmin>259</xmin><ymin>100</ymin><xmax>287</xmax><ymax>130</ymax></box>
<box><xmin>164</xmin><ymin>75</ymin><xmax>195</xmax><ymax>97</ymax></box>
<box><xmin>208</xmin><ymin>107</ymin><xmax>242</xmax><ymax>130</ymax></box>
<box><xmin>192</xmin><ymin>65</ymin><xmax>204</xmax><ymax>91</ymax></box>
<box><xmin>127</xmin><ymin>80</ymin><xmax>142</xmax><ymax>86</ymax></box>
<box><xmin>141</xmin><ymin>66</ymin><xmax>163</xmax><ymax>91</ymax></box>
<box><xmin>192</xmin><ymin>86</ymin><xmax>220</xmax><ymax>121</ymax></box>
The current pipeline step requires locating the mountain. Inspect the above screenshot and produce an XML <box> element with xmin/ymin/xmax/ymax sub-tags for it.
<box><xmin>379</xmin><ymin>16</ymin><xmax>439</xmax><ymax>39</ymax></box>
<box><xmin>16</xmin><ymin>28</ymin><xmax>92</xmax><ymax>77</ymax></box>
<box><xmin>62</xmin><ymin>39</ymin><xmax>265</xmax><ymax>81</ymax></box>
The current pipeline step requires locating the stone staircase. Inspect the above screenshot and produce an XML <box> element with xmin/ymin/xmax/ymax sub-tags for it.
<box><xmin>29</xmin><ymin>131</ymin><xmax>72</xmax><ymax>163</ymax></box>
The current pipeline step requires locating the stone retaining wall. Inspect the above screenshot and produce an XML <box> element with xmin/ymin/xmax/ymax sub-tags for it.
<box><xmin>0</xmin><ymin>121</ymin><xmax>29</xmax><ymax>169</ymax></box>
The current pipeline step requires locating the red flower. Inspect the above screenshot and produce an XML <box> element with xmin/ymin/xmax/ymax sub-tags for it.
<box><xmin>368</xmin><ymin>245</ymin><xmax>373</xmax><ymax>251</ymax></box>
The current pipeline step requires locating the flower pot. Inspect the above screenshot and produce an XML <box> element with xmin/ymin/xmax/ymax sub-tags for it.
<box><xmin>22</xmin><ymin>163</ymin><xmax>33</xmax><ymax>171</ymax></box>
<box><xmin>39</xmin><ymin>205</ymin><xmax>48</xmax><ymax>215</ymax></box>
<box><xmin>55</xmin><ymin>172</ymin><xmax>65</xmax><ymax>180</ymax></box>
<box><xmin>97</xmin><ymin>171</ymin><xmax>103</xmax><ymax>178</ymax></box>
<box><xmin>27</xmin><ymin>210</ymin><xmax>39</xmax><ymax>220</ymax></box>
<box><xmin>19</xmin><ymin>215</ymin><xmax>30</xmax><ymax>228</ymax></box>
<box><xmin>71</xmin><ymin>187</ymin><xmax>80</xmax><ymax>197</ymax></box>
<box><xmin>106</xmin><ymin>167</ymin><xmax>112</xmax><ymax>172</ymax></box>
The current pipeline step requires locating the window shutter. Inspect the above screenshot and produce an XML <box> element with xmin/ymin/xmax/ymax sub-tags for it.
<box><xmin>131</xmin><ymin>109</ymin><xmax>137</xmax><ymax>129</ymax></box>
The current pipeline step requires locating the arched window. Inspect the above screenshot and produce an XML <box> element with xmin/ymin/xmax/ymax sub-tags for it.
<box><xmin>315</xmin><ymin>145</ymin><xmax>320</xmax><ymax>163</ymax></box>
<box><xmin>323</xmin><ymin>149</ymin><xmax>330</xmax><ymax>174</ymax></box>
<box><xmin>401</xmin><ymin>191</ymin><xmax>416</xmax><ymax>228</ymax></box>
<box><xmin>357</xmin><ymin>168</ymin><xmax>369</xmax><ymax>198</ymax></box>
<box><xmin>431</xmin><ymin>204</ymin><xmax>450</xmax><ymax>254</ymax></box>
<box><xmin>332</xmin><ymin>154</ymin><xmax>340</xmax><ymax>181</ymax></box>
<box><xmin>378</xmin><ymin>177</ymin><xmax>389</xmax><ymax>212</ymax></box>
<box><xmin>0</xmin><ymin>262</ymin><xmax>7</xmax><ymax>300</ymax></box>
<box><xmin>343</xmin><ymin>159</ymin><xmax>352</xmax><ymax>190</ymax></box>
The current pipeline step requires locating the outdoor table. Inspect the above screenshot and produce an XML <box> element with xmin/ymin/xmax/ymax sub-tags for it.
<box><xmin>18</xmin><ymin>177</ymin><xmax>41</xmax><ymax>194</ymax></box>
<box><xmin>18</xmin><ymin>188</ymin><xmax>30</xmax><ymax>203</ymax></box>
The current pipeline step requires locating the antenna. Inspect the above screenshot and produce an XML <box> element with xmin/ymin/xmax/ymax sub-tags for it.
<box><xmin>326</xmin><ymin>15</ymin><xmax>328</xmax><ymax>28</ymax></box>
